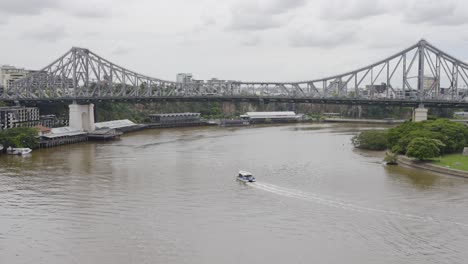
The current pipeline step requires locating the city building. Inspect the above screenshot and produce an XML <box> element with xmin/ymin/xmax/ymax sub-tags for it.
<box><xmin>365</xmin><ymin>83</ymin><xmax>387</xmax><ymax>97</ymax></box>
<box><xmin>149</xmin><ymin>113</ymin><xmax>201</xmax><ymax>125</ymax></box>
<box><xmin>176</xmin><ymin>73</ymin><xmax>193</xmax><ymax>83</ymax></box>
<box><xmin>328</xmin><ymin>79</ymin><xmax>347</xmax><ymax>96</ymax></box>
<box><xmin>423</xmin><ymin>76</ymin><xmax>436</xmax><ymax>90</ymax></box>
<box><xmin>395</xmin><ymin>89</ymin><xmax>418</xmax><ymax>99</ymax></box>
<box><xmin>0</xmin><ymin>106</ymin><xmax>40</xmax><ymax>130</ymax></box>
<box><xmin>240</xmin><ymin>111</ymin><xmax>304</xmax><ymax>124</ymax></box>
<box><xmin>454</xmin><ymin>112</ymin><xmax>468</xmax><ymax>118</ymax></box>
<box><xmin>0</xmin><ymin>65</ymin><xmax>31</xmax><ymax>91</ymax></box>
<box><xmin>204</xmin><ymin>78</ymin><xmax>227</xmax><ymax>95</ymax></box>
<box><xmin>39</xmin><ymin>114</ymin><xmax>69</xmax><ymax>128</ymax></box>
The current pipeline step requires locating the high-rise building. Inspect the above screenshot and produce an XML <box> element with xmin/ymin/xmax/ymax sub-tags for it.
<box><xmin>423</xmin><ymin>76</ymin><xmax>436</xmax><ymax>90</ymax></box>
<box><xmin>328</xmin><ymin>79</ymin><xmax>347</xmax><ymax>96</ymax></box>
<box><xmin>176</xmin><ymin>73</ymin><xmax>193</xmax><ymax>83</ymax></box>
<box><xmin>0</xmin><ymin>65</ymin><xmax>31</xmax><ymax>91</ymax></box>
<box><xmin>0</xmin><ymin>107</ymin><xmax>40</xmax><ymax>130</ymax></box>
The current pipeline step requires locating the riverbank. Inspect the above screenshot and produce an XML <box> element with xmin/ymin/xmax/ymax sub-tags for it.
<box><xmin>432</xmin><ymin>154</ymin><xmax>468</xmax><ymax>171</ymax></box>
<box><xmin>324</xmin><ymin>118</ymin><xmax>406</xmax><ymax>124</ymax></box>
<box><xmin>397</xmin><ymin>155</ymin><xmax>468</xmax><ymax>179</ymax></box>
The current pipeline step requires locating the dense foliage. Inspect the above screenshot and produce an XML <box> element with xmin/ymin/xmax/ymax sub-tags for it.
<box><xmin>94</xmin><ymin>101</ymin><xmax>228</xmax><ymax>123</ymax></box>
<box><xmin>406</xmin><ymin>137</ymin><xmax>445</xmax><ymax>160</ymax></box>
<box><xmin>351</xmin><ymin>119</ymin><xmax>468</xmax><ymax>161</ymax></box>
<box><xmin>388</xmin><ymin>119</ymin><xmax>468</xmax><ymax>155</ymax></box>
<box><xmin>351</xmin><ymin>130</ymin><xmax>388</xmax><ymax>150</ymax></box>
<box><xmin>0</xmin><ymin>127</ymin><xmax>39</xmax><ymax>151</ymax></box>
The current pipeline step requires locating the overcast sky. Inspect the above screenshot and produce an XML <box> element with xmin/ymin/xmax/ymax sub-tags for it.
<box><xmin>1</xmin><ymin>0</ymin><xmax>468</xmax><ymax>82</ymax></box>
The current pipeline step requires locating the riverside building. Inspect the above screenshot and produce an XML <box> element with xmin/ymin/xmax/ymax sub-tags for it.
<box><xmin>0</xmin><ymin>106</ymin><xmax>40</xmax><ymax>130</ymax></box>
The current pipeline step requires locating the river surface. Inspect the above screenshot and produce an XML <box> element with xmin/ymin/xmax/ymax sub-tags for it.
<box><xmin>1</xmin><ymin>123</ymin><xmax>468</xmax><ymax>264</ymax></box>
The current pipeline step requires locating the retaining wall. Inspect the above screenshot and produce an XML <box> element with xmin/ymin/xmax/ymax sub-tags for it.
<box><xmin>397</xmin><ymin>155</ymin><xmax>468</xmax><ymax>179</ymax></box>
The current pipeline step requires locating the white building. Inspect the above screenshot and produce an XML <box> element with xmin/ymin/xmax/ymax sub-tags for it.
<box><xmin>423</xmin><ymin>76</ymin><xmax>436</xmax><ymax>90</ymax></box>
<box><xmin>454</xmin><ymin>112</ymin><xmax>468</xmax><ymax>118</ymax></box>
<box><xmin>0</xmin><ymin>65</ymin><xmax>31</xmax><ymax>91</ymax></box>
<box><xmin>176</xmin><ymin>73</ymin><xmax>193</xmax><ymax>83</ymax></box>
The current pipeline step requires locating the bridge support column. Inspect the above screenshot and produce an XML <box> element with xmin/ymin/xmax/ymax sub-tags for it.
<box><xmin>412</xmin><ymin>104</ymin><xmax>428</xmax><ymax>122</ymax></box>
<box><xmin>69</xmin><ymin>103</ymin><xmax>95</xmax><ymax>132</ymax></box>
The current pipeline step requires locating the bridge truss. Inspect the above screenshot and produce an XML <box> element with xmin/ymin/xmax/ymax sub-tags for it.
<box><xmin>3</xmin><ymin>39</ymin><xmax>468</xmax><ymax>105</ymax></box>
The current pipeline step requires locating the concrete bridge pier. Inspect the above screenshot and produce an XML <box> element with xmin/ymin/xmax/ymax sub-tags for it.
<box><xmin>69</xmin><ymin>103</ymin><xmax>95</xmax><ymax>131</ymax></box>
<box><xmin>412</xmin><ymin>104</ymin><xmax>428</xmax><ymax>122</ymax></box>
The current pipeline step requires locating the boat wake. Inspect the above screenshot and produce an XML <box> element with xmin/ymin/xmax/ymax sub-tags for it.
<box><xmin>250</xmin><ymin>182</ymin><xmax>468</xmax><ymax>228</ymax></box>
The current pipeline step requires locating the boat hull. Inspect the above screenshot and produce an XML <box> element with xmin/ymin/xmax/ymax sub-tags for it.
<box><xmin>6</xmin><ymin>148</ymin><xmax>32</xmax><ymax>155</ymax></box>
<box><xmin>237</xmin><ymin>177</ymin><xmax>256</xmax><ymax>183</ymax></box>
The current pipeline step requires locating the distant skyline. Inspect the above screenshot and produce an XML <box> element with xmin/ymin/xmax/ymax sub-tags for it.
<box><xmin>1</xmin><ymin>0</ymin><xmax>468</xmax><ymax>82</ymax></box>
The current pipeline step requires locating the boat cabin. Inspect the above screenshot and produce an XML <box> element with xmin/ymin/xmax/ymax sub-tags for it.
<box><xmin>238</xmin><ymin>171</ymin><xmax>255</xmax><ymax>182</ymax></box>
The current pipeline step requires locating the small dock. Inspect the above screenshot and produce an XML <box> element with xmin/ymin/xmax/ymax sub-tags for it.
<box><xmin>87</xmin><ymin>129</ymin><xmax>123</xmax><ymax>141</ymax></box>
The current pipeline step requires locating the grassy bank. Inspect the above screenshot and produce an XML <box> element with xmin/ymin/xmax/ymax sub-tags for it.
<box><xmin>432</xmin><ymin>154</ymin><xmax>468</xmax><ymax>172</ymax></box>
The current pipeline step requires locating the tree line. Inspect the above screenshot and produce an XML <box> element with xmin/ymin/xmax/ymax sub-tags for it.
<box><xmin>352</xmin><ymin>119</ymin><xmax>468</xmax><ymax>160</ymax></box>
<box><xmin>0</xmin><ymin>128</ymin><xmax>39</xmax><ymax>152</ymax></box>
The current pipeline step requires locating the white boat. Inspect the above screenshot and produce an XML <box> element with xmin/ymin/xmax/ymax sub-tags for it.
<box><xmin>7</xmin><ymin>147</ymin><xmax>32</xmax><ymax>155</ymax></box>
<box><xmin>237</xmin><ymin>171</ymin><xmax>256</xmax><ymax>182</ymax></box>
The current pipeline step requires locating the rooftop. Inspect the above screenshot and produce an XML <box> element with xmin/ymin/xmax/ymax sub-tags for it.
<box><xmin>244</xmin><ymin>111</ymin><xmax>298</xmax><ymax>117</ymax></box>
<box><xmin>95</xmin><ymin>119</ymin><xmax>137</xmax><ymax>129</ymax></box>
<box><xmin>149</xmin><ymin>112</ymin><xmax>200</xmax><ymax>117</ymax></box>
<box><xmin>42</xmin><ymin>127</ymin><xmax>86</xmax><ymax>138</ymax></box>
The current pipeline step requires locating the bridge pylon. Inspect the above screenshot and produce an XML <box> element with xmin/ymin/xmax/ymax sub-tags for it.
<box><xmin>412</xmin><ymin>104</ymin><xmax>428</xmax><ymax>122</ymax></box>
<box><xmin>69</xmin><ymin>103</ymin><xmax>95</xmax><ymax>132</ymax></box>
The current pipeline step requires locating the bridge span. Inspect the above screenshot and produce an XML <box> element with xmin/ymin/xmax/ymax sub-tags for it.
<box><xmin>13</xmin><ymin>96</ymin><xmax>468</xmax><ymax>109</ymax></box>
<box><xmin>1</xmin><ymin>39</ymin><xmax>468</xmax><ymax>106</ymax></box>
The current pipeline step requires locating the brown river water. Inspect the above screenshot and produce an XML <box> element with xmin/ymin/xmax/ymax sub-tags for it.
<box><xmin>1</xmin><ymin>123</ymin><xmax>467</xmax><ymax>264</ymax></box>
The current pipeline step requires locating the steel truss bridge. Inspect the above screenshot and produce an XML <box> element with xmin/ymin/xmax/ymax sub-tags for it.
<box><xmin>3</xmin><ymin>39</ymin><xmax>468</xmax><ymax>107</ymax></box>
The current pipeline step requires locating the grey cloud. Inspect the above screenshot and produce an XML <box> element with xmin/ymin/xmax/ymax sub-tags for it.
<box><xmin>227</xmin><ymin>0</ymin><xmax>307</xmax><ymax>31</ymax></box>
<box><xmin>68</xmin><ymin>9</ymin><xmax>111</xmax><ymax>18</ymax></box>
<box><xmin>403</xmin><ymin>0</ymin><xmax>468</xmax><ymax>26</ymax></box>
<box><xmin>59</xmin><ymin>1</ymin><xmax>114</xmax><ymax>18</ymax></box>
<box><xmin>261</xmin><ymin>0</ymin><xmax>307</xmax><ymax>15</ymax></box>
<box><xmin>320</xmin><ymin>0</ymin><xmax>388</xmax><ymax>20</ymax></box>
<box><xmin>367</xmin><ymin>38</ymin><xmax>413</xmax><ymax>50</ymax></box>
<box><xmin>0</xmin><ymin>0</ymin><xmax>112</xmax><ymax>22</ymax></box>
<box><xmin>290</xmin><ymin>27</ymin><xmax>357</xmax><ymax>48</ymax></box>
<box><xmin>22</xmin><ymin>26</ymin><xmax>68</xmax><ymax>42</ymax></box>
<box><xmin>0</xmin><ymin>0</ymin><xmax>59</xmax><ymax>15</ymax></box>
<box><xmin>227</xmin><ymin>14</ymin><xmax>282</xmax><ymax>31</ymax></box>
<box><xmin>190</xmin><ymin>16</ymin><xmax>217</xmax><ymax>34</ymax></box>
<box><xmin>320</xmin><ymin>0</ymin><xmax>468</xmax><ymax>25</ymax></box>
<box><xmin>111</xmin><ymin>46</ymin><xmax>132</xmax><ymax>56</ymax></box>
<box><xmin>241</xmin><ymin>35</ymin><xmax>262</xmax><ymax>46</ymax></box>
<box><xmin>201</xmin><ymin>16</ymin><xmax>216</xmax><ymax>26</ymax></box>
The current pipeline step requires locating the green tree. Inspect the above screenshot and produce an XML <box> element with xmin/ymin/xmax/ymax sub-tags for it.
<box><xmin>0</xmin><ymin>127</ymin><xmax>39</xmax><ymax>151</ymax></box>
<box><xmin>351</xmin><ymin>130</ymin><xmax>388</xmax><ymax>150</ymax></box>
<box><xmin>406</xmin><ymin>137</ymin><xmax>445</xmax><ymax>161</ymax></box>
<box><xmin>387</xmin><ymin>119</ymin><xmax>468</xmax><ymax>155</ymax></box>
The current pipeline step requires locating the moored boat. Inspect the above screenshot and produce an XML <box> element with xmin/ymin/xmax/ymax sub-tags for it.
<box><xmin>237</xmin><ymin>171</ymin><xmax>256</xmax><ymax>182</ymax></box>
<box><xmin>6</xmin><ymin>147</ymin><xmax>32</xmax><ymax>155</ymax></box>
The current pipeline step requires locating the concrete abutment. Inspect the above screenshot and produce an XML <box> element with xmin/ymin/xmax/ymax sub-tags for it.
<box><xmin>69</xmin><ymin>103</ymin><xmax>95</xmax><ymax>132</ymax></box>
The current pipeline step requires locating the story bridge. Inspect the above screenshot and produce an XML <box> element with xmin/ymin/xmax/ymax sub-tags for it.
<box><xmin>2</xmin><ymin>39</ymin><xmax>468</xmax><ymax>130</ymax></box>
<box><xmin>1</xmin><ymin>39</ymin><xmax>468</xmax><ymax>108</ymax></box>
